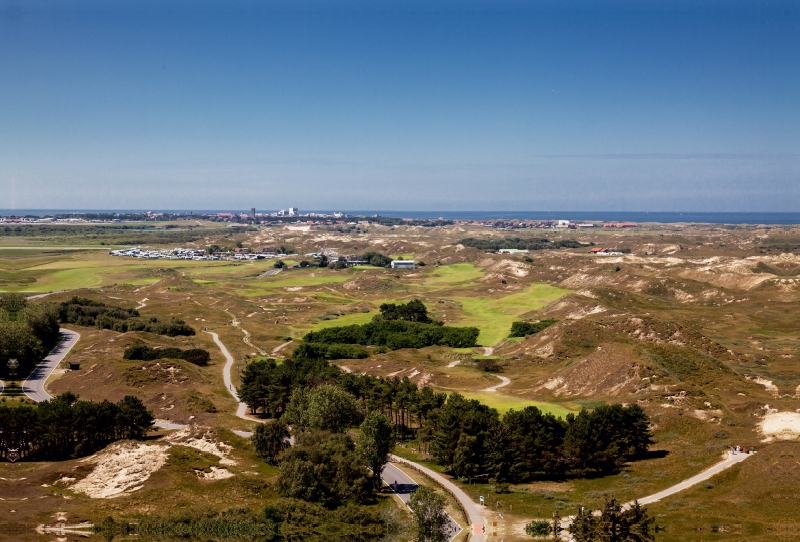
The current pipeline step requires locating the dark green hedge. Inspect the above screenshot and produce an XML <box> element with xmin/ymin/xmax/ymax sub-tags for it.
<box><xmin>509</xmin><ymin>319</ymin><xmax>557</xmax><ymax>337</ymax></box>
<box><xmin>302</xmin><ymin>319</ymin><xmax>479</xmax><ymax>350</ymax></box>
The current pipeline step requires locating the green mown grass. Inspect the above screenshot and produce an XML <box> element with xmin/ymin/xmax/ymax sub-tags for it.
<box><xmin>453</xmin><ymin>283</ymin><xmax>571</xmax><ymax>345</ymax></box>
<box><xmin>424</xmin><ymin>263</ymin><xmax>485</xmax><ymax>284</ymax></box>
<box><xmin>458</xmin><ymin>391</ymin><xmax>577</xmax><ymax>418</ymax></box>
<box><xmin>309</xmin><ymin>310</ymin><xmax>377</xmax><ymax>331</ymax></box>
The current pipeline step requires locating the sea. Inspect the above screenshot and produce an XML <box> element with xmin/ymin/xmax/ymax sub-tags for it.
<box><xmin>2</xmin><ymin>210</ymin><xmax>800</xmax><ymax>225</ymax></box>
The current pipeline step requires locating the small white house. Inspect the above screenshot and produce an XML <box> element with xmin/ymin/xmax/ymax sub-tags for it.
<box><xmin>390</xmin><ymin>260</ymin><xmax>416</xmax><ymax>269</ymax></box>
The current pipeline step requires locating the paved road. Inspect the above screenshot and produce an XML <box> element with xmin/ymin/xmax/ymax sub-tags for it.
<box><xmin>391</xmin><ymin>455</ymin><xmax>486</xmax><ymax>541</ymax></box>
<box><xmin>23</xmin><ymin>328</ymin><xmax>81</xmax><ymax>402</ymax></box>
<box><xmin>625</xmin><ymin>450</ymin><xmax>752</xmax><ymax>507</ymax></box>
<box><xmin>483</xmin><ymin>374</ymin><xmax>511</xmax><ymax>392</ymax></box>
<box><xmin>382</xmin><ymin>462</ymin><xmax>464</xmax><ymax>541</ymax></box>
<box><xmin>204</xmin><ymin>331</ymin><xmax>252</xmax><ymax>421</ymax></box>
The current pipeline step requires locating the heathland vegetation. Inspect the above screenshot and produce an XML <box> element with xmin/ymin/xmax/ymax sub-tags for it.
<box><xmin>59</xmin><ymin>296</ymin><xmax>196</xmax><ymax>336</ymax></box>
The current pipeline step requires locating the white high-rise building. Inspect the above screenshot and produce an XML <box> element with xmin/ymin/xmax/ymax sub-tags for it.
<box><xmin>288</xmin><ymin>207</ymin><xmax>299</xmax><ymax>216</ymax></box>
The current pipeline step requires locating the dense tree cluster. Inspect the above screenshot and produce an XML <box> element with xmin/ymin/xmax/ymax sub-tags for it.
<box><xmin>238</xmin><ymin>357</ymin><xmax>339</xmax><ymax>418</ymax></box>
<box><xmin>277</xmin><ymin>431</ymin><xmax>372</xmax><ymax>506</ymax></box>
<box><xmin>460</xmin><ymin>237</ymin><xmax>589</xmax><ymax>251</ymax></box>
<box><xmin>292</xmin><ymin>342</ymin><xmax>369</xmax><ymax>360</ymax></box>
<box><xmin>0</xmin><ymin>294</ymin><xmax>61</xmax><ymax>378</ymax></box>
<box><xmin>427</xmin><ymin>396</ymin><xmax>653</xmax><ymax>481</ymax></box>
<box><xmin>361</xmin><ymin>251</ymin><xmax>393</xmax><ymax>267</ymax></box>
<box><xmin>376</xmin><ymin>299</ymin><xmax>433</xmax><ymax>323</ymax></box>
<box><xmin>509</xmin><ymin>319</ymin><xmax>557</xmax><ymax>338</ymax></box>
<box><xmin>123</xmin><ymin>344</ymin><xmax>211</xmax><ymax>366</ymax></box>
<box><xmin>59</xmin><ymin>296</ymin><xmax>195</xmax><ymax>336</ymax></box>
<box><xmin>302</xmin><ymin>319</ymin><xmax>479</xmax><ymax>350</ymax></box>
<box><xmin>0</xmin><ymin>392</ymin><xmax>153</xmax><ymax>461</ymax></box>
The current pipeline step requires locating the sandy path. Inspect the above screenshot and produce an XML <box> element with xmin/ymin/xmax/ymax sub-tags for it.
<box><xmin>225</xmin><ymin>310</ymin><xmax>266</xmax><ymax>355</ymax></box>
<box><xmin>483</xmin><ymin>374</ymin><xmax>511</xmax><ymax>392</ymax></box>
<box><xmin>272</xmin><ymin>340</ymin><xmax>292</xmax><ymax>356</ymax></box>
<box><xmin>447</xmin><ymin>360</ymin><xmax>461</xmax><ymax>368</ymax></box>
<box><xmin>483</xmin><ymin>347</ymin><xmax>494</xmax><ymax>356</ymax></box>
<box><xmin>136</xmin><ymin>298</ymin><xmax>148</xmax><ymax>309</ymax></box>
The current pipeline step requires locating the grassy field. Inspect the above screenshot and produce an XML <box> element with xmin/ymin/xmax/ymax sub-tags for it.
<box><xmin>453</xmin><ymin>283</ymin><xmax>571</xmax><ymax>345</ymax></box>
<box><xmin>424</xmin><ymin>262</ymin><xmax>485</xmax><ymax>285</ymax></box>
<box><xmin>458</xmin><ymin>391</ymin><xmax>577</xmax><ymax>418</ymax></box>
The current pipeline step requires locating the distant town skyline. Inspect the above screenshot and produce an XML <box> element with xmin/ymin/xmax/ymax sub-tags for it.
<box><xmin>2</xmin><ymin>0</ymin><xmax>798</xmax><ymax>211</ymax></box>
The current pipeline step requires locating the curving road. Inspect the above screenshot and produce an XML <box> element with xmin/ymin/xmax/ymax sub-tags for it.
<box><xmin>391</xmin><ymin>455</ymin><xmax>486</xmax><ymax>541</ymax></box>
<box><xmin>382</xmin><ymin>462</ymin><xmax>464</xmax><ymax>541</ymax></box>
<box><xmin>23</xmin><ymin>328</ymin><xmax>81</xmax><ymax>402</ymax></box>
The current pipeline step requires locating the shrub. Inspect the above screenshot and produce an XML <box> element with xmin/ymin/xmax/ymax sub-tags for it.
<box><xmin>508</xmin><ymin>319</ymin><xmax>557</xmax><ymax>338</ymax></box>
<box><xmin>123</xmin><ymin>344</ymin><xmax>210</xmax><ymax>365</ymax></box>
<box><xmin>476</xmin><ymin>358</ymin><xmax>501</xmax><ymax>372</ymax></box>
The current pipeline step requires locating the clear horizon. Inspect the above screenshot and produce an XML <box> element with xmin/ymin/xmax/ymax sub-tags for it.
<box><xmin>2</xmin><ymin>1</ymin><xmax>798</xmax><ymax>211</ymax></box>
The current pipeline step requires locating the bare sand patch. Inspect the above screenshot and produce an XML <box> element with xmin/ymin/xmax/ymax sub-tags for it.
<box><xmin>759</xmin><ymin>411</ymin><xmax>800</xmax><ymax>442</ymax></box>
<box><xmin>71</xmin><ymin>442</ymin><xmax>169</xmax><ymax>498</ymax></box>
<box><xmin>165</xmin><ymin>427</ymin><xmax>237</xmax><ymax>466</ymax></box>
<box><xmin>197</xmin><ymin>466</ymin><xmax>234</xmax><ymax>481</ymax></box>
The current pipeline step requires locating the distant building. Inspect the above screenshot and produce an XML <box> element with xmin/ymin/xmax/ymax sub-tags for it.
<box><xmin>390</xmin><ymin>260</ymin><xmax>416</xmax><ymax>269</ymax></box>
<box><xmin>288</xmin><ymin>207</ymin><xmax>299</xmax><ymax>216</ymax></box>
<box><xmin>497</xmin><ymin>249</ymin><xmax>529</xmax><ymax>254</ymax></box>
<box><xmin>251</xmin><ymin>208</ymin><xmax>256</xmax><ymax>218</ymax></box>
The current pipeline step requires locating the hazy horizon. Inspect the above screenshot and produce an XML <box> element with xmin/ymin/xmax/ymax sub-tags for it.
<box><xmin>2</xmin><ymin>0</ymin><xmax>798</xmax><ymax>211</ymax></box>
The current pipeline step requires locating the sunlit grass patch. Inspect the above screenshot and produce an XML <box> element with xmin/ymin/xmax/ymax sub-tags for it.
<box><xmin>424</xmin><ymin>263</ymin><xmax>485</xmax><ymax>285</ymax></box>
<box><xmin>458</xmin><ymin>391</ymin><xmax>577</xmax><ymax>418</ymax></box>
<box><xmin>453</xmin><ymin>283</ymin><xmax>570</xmax><ymax>345</ymax></box>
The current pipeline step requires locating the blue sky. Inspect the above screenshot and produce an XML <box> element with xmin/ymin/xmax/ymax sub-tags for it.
<box><xmin>1</xmin><ymin>0</ymin><xmax>798</xmax><ymax>211</ymax></box>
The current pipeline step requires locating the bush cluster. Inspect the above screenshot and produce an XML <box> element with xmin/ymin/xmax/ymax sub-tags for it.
<box><xmin>509</xmin><ymin>319</ymin><xmax>557</xmax><ymax>337</ymax></box>
<box><xmin>460</xmin><ymin>237</ymin><xmax>588</xmax><ymax>251</ymax></box>
<box><xmin>292</xmin><ymin>342</ymin><xmax>369</xmax><ymax>360</ymax></box>
<box><xmin>59</xmin><ymin>297</ymin><xmax>195</xmax><ymax>336</ymax></box>
<box><xmin>303</xmin><ymin>319</ymin><xmax>478</xmax><ymax>350</ymax></box>
<box><xmin>123</xmin><ymin>344</ymin><xmax>211</xmax><ymax>366</ymax></box>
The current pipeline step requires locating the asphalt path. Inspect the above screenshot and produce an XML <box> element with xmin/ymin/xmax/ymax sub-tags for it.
<box><xmin>382</xmin><ymin>462</ymin><xmax>464</xmax><ymax>541</ymax></box>
<box><xmin>625</xmin><ymin>450</ymin><xmax>752</xmax><ymax>507</ymax></box>
<box><xmin>204</xmin><ymin>331</ymin><xmax>251</xmax><ymax>421</ymax></box>
<box><xmin>391</xmin><ymin>455</ymin><xmax>486</xmax><ymax>541</ymax></box>
<box><xmin>23</xmin><ymin>328</ymin><xmax>81</xmax><ymax>402</ymax></box>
